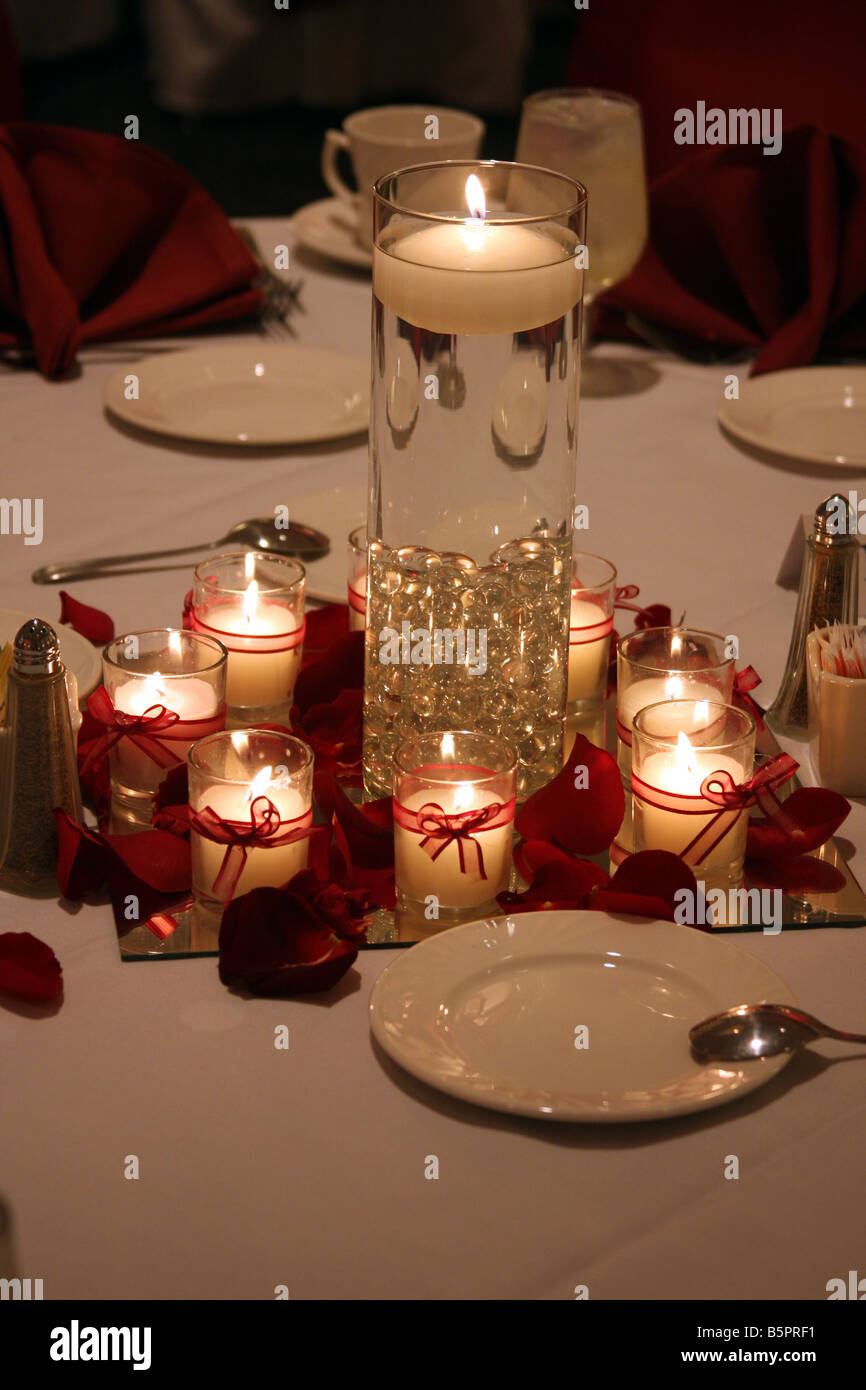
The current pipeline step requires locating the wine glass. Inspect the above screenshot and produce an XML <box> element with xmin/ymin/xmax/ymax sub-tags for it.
<box><xmin>516</xmin><ymin>89</ymin><xmax>648</xmax><ymax>349</ymax></box>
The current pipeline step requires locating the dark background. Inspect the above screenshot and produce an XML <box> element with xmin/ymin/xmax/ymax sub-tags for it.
<box><xmin>16</xmin><ymin>5</ymin><xmax>572</xmax><ymax>216</ymax></box>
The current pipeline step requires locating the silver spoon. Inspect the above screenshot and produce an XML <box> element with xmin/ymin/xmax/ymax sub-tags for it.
<box><xmin>31</xmin><ymin>516</ymin><xmax>330</xmax><ymax>584</ymax></box>
<box><xmin>690</xmin><ymin>1003</ymin><xmax>866</xmax><ymax>1062</ymax></box>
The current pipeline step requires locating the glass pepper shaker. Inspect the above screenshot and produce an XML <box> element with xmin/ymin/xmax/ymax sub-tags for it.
<box><xmin>768</xmin><ymin>495</ymin><xmax>860</xmax><ymax>737</ymax></box>
<box><xmin>0</xmin><ymin>620</ymin><xmax>83</xmax><ymax>893</ymax></box>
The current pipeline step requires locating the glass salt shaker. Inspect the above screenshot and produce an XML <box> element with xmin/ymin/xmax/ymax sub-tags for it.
<box><xmin>0</xmin><ymin>620</ymin><xmax>83</xmax><ymax>892</ymax></box>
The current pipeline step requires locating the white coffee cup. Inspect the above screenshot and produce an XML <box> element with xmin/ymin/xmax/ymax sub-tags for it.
<box><xmin>321</xmin><ymin>104</ymin><xmax>485</xmax><ymax>248</ymax></box>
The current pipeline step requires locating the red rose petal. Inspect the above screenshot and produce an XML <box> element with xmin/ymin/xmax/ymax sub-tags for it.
<box><xmin>301</xmin><ymin>604</ymin><xmax>351</xmax><ymax>666</ymax></box>
<box><xmin>155</xmin><ymin>763</ymin><xmax>188</xmax><ymax>812</ymax></box>
<box><xmin>52</xmin><ymin>808</ymin><xmax>112</xmax><ymax>898</ymax></box>
<box><xmin>513</xmin><ymin>838</ymin><xmax>593</xmax><ymax>882</ymax></box>
<box><xmin>293</xmin><ymin>688</ymin><xmax>363</xmax><ymax>781</ymax></box>
<box><xmin>107</xmin><ymin>868</ymin><xmax>190</xmax><ymax>936</ymax></box>
<box><xmin>746</xmin><ymin>855</ymin><xmax>847</xmax><ymax>895</ymax></box>
<box><xmin>0</xmin><ymin>932</ymin><xmax>63</xmax><ymax>1002</ymax></box>
<box><xmin>218</xmin><ymin>886</ymin><xmax>358</xmax><ymax>995</ymax></box>
<box><xmin>747</xmin><ymin>787</ymin><xmax>850</xmax><ymax>862</ymax></box>
<box><xmin>59</xmin><ymin>590</ymin><xmax>115</xmax><ymax>645</ymax></box>
<box><xmin>329</xmin><ymin>834</ymin><xmax>396</xmax><ymax>910</ymax></box>
<box><xmin>314</xmin><ymin>773</ymin><xmax>394</xmax><ymax>870</ymax></box>
<box><xmin>604</xmin><ymin>850</ymin><xmax>698</xmax><ymax>920</ymax></box>
<box><xmin>293</xmin><ymin>630</ymin><xmax>364</xmax><ymax>713</ymax></box>
<box><xmin>635</xmin><ymin>603</ymin><xmax>673</xmax><ymax>631</ymax></box>
<box><xmin>103</xmin><ymin>827</ymin><xmax>191</xmax><ymax>894</ymax></box>
<box><xmin>515</xmin><ymin>733</ymin><xmax>625</xmax><ymax>855</ymax></box>
<box><xmin>498</xmin><ymin>856</ymin><xmax>608</xmax><ymax>912</ymax></box>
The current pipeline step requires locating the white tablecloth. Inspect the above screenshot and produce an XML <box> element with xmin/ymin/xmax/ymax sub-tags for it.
<box><xmin>1</xmin><ymin>220</ymin><xmax>864</xmax><ymax>1300</ymax></box>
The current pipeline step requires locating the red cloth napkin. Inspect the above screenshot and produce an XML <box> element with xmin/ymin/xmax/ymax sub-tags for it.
<box><xmin>0</xmin><ymin>122</ymin><xmax>263</xmax><ymax>378</ymax></box>
<box><xmin>599</xmin><ymin>127</ymin><xmax>866</xmax><ymax>374</ymax></box>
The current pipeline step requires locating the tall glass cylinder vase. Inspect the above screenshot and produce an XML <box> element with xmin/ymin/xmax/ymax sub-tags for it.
<box><xmin>364</xmin><ymin>160</ymin><xmax>587</xmax><ymax>801</ymax></box>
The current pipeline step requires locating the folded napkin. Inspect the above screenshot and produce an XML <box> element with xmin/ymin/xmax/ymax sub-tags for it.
<box><xmin>600</xmin><ymin>127</ymin><xmax>866</xmax><ymax>374</ymax></box>
<box><xmin>0</xmin><ymin>122</ymin><xmax>263</xmax><ymax>378</ymax></box>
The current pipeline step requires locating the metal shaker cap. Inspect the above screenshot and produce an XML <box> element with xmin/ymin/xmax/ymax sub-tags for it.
<box><xmin>13</xmin><ymin>619</ymin><xmax>62</xmax><ymax>674</ymax></box>
<box><xmin>814</xmin><ymin>494</ymin><xmax>858</xmax><ymax>546</ymax></box>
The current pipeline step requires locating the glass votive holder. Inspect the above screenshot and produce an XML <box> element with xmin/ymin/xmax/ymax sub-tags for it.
<box><xmin>632</xmin><ymin>701</ymin><xmax>756</xmax><ymax>890</ymax></box>
<box><xmin>617</xmin><ymin>627</ymin><xmax>734</xmax><ymax>784</ymax></box>
<box><xmin>103</xmin><ymin>629</ymin><xmax>227</xmax><ymax>826</ymax></box>
<box><xmin>188</xmin><ymin>728</ymin><xmax>314</xmax><ymax>926</ymax></box>
<box><xmin>347</xmin><ymin>524</ymin><xmax>366</xmax><ymax>632</ymax></box>
<box><xmin>563</xmin><ymin>702</ymin><xmax>608</xmax><ymax>764</ymax></box>
<box><xmin>188</xmin><ymin>552</ymin><xmax>305</xmax><ymax>726</ymax></box>
<box><xmin>393</xmin><ymin>730</ymin><xmax>517</xmax><ymax>926</ymax></box>
<box><xmin>569</xmin><ymin>552</ymin><xmax>616</xmax><ymax>711</ymax></box>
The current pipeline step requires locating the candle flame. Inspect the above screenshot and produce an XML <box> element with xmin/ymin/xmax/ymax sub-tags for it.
<box><xmin>247</xmin><ymin>765</ymin><xmax>273</xmax><ymax>802</ymax></box>
<box><xmin>169</xmin><ymin>631</ymin><xmax>182</xmax><ymax>657</ymax></box>
<box><xmin>244</xmin><ymin>551</ymin><xmax>256</xmax><ymax>581</ymax></box>
<box><xmin>453</xmin><ymin>781</ymin><xmax>476</xmax><ymax>814</ymax></box>
<box><xmin>464</xmin><ymin>174</ymin><xmax>486</xmax><ymax>220</ymax></box>
<box><xmin>671</xmin><ymin>631</ymin><xmax>683</xmax><ymax>658</ymax></box>
<box><xmin>441</xmin><ymin>732</ymin><xmax>455</xmax><ymax>760</ymax></box>
<box><xmin>664</xmin><ymin>674</ymin><xmax>684</xmax><ymax>699</ymax></box>
<box><xmin>242</xmin><ymin>579</ymin><xmax>258</xmax><ymax>625</ymax></box>
<box><xmin>145</xmin><ymin>670</ymin><xmax>168</xmax><ymax>703</ymax></box>
<box><xmin>675</xmin><ymin>730</ymin><xmax>696</xmax><ymax>776</ymax></box>
<box><xmin>695</xmin><ymin>700</ymin><xmax>709</xmax><ymax>726</ymax></box>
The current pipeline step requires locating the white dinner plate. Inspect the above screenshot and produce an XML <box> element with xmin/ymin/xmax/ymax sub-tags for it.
<box><xmin>370</xmin><ymin>911</ymin><xmax>796</xmax><ymax>1123</ymax></box>
<box><xmin>718</xmin><ymin>366</ymin><xmax>866</xmax><ymax>469</ymax></box>
<box><xmin>103</xmin><ymin>344</ymin><xmax>369</xmax><ymax>446</ymax></box>
<box><xmin>0</xmin><ymin>608</ymin><xmax>101</xmax><ymax>699</ymax></box>
<box><xmin>289</xmin><ymin>196</ymin><xmax>372</xmax><ymax>271</ymax></box>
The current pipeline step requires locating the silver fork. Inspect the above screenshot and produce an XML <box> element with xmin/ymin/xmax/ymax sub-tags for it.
<box><xmin>235</xmin><ymin>224</ymin><xmax>304</xmax><ymax>340</ymax></box>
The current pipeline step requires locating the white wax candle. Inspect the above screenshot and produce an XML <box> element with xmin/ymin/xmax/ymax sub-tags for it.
<box><xmin>347</xmin><ymin>574</ymin><xmax>366</xmax><ymax>632</ymax></box>
<box><xmin>394</xmin><ymin>782</ymin><xmax>513</xmax><ymax>909</ymax></box>
<box><xmin>635</xmin><ymin>747</ymin><xmax>748</xmax><ymax>871</ymax></box>
<box><xmin>568</xmin><ymin>595</ymin><xmax>611</xmax><ymax>703</ymax></box>
<box><xmin>112</xmin><ymin>674</ymin><xmax>218</xmax><ymax>794</ymax></box>
<box><xmin>374</xmin><ymin>221</ymin><xmax>582</xmax><ymax>335</ymax></box>
<box><xmin>214</xmin><ymin>597</ymin><xmax>303</xmax><ymax>709</ymax></box>
<box><xmin>191</xmin><ymin>778</ymin><xmax>310</xmax><ymax>903</ymax></box>
<box><xmin>617</xmin><ymin>676</ymin><xmax>723</xmax><ymax>738</ymax></box>
<box><xmin>114</xmin><ymin>675</ymin><xmax>217</xmax><ymax>721</ymax></box>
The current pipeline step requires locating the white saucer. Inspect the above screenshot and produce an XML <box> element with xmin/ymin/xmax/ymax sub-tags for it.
<box><xmin>0</xmin><ymin>609</ymin><xmax>101</xmax><ymax>699</ymax></box>
<box><xmin>289</xmin><ymin>197</ymin><xmax>372</xmax><ymax>270</ymax></box>
<box><xmin>718</xmin><ymin>366</ymin><xmax>866</xmax><ymax>469</ymax></box>
<box><xmin>370</xmin><ymin>911</ymin><xmax>796</xmax><ymax>1123</ymax></box>
<box><xmin>103</xmin><ymin>344</ymin><xmax>369</xmax><ymax>446</ymax></box>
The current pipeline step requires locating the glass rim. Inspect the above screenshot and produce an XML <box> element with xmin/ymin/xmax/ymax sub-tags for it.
<box><xmin>193</xmin><ymin>552</ymin><xmax>305</xmax><ymax>596</ymax></box>
<box><xmin>618</xmin><ymin>626</ymin><xmax>732</xmax><ymax>675</ymax></box>
<box><xmin>572</xmin><ymin>551</ymin><xmax>617</xmax><ymax>590</ymax></box>
<box><xmin>104</xmin><ymin>629</ymin><xmax>227</xmax><ymax>674</ymax></box>
<box><xmin>373</xmin><ymin>158</ymin><xmax>587</xmax><ymax>224</ymax></box>
<box><xmin>393</xmin><ymin>729</ymin><xmax>518</xmax><ymax>783</ymax></box>
<box><xmin>633</xmin><ymin>699</ymin><xmax>755</xmax><ymax>752</ymax></box>
<box><xmin>348</xmin><ymin>524</ymin><xmax>366</xmax><ymax>550</ymax></box>
<box><xmin>521</xmin><ymin>87</ymin><xmax>643</xmax><ymax>114</ymax></box>
<box><xmin>187</xmin><ymin>727</ymin><xmax>314</xmax><ymax>780</ymax></box>
<box><xmin>341</xmin><ymin>103</ymin><xmax>485</xmax><ymax>143</ymax></box>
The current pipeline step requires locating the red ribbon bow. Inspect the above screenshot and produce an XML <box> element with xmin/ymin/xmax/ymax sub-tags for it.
<box><xmin>80</xmin><ymin>685</ymin><xmax>182</xmax><ymax>775</ymax></box>
<box><xmin>683</xmin><ymin>753</ymin><xmax>799</xmax><ymax>865</ymax></box>
<box><xmin>406</xmin><ymin>800</ymin><xmax>514</xmax><ymax>881</ymax></box>
<box><xmin>189</xmin><ymin>795</ymin><xmax>313</xmax><ymax>903</ymax></box>
<box><xmin>733</xmin><ymin>665</ymin><xmax>766</xmax><ymax>730</ymax></box>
